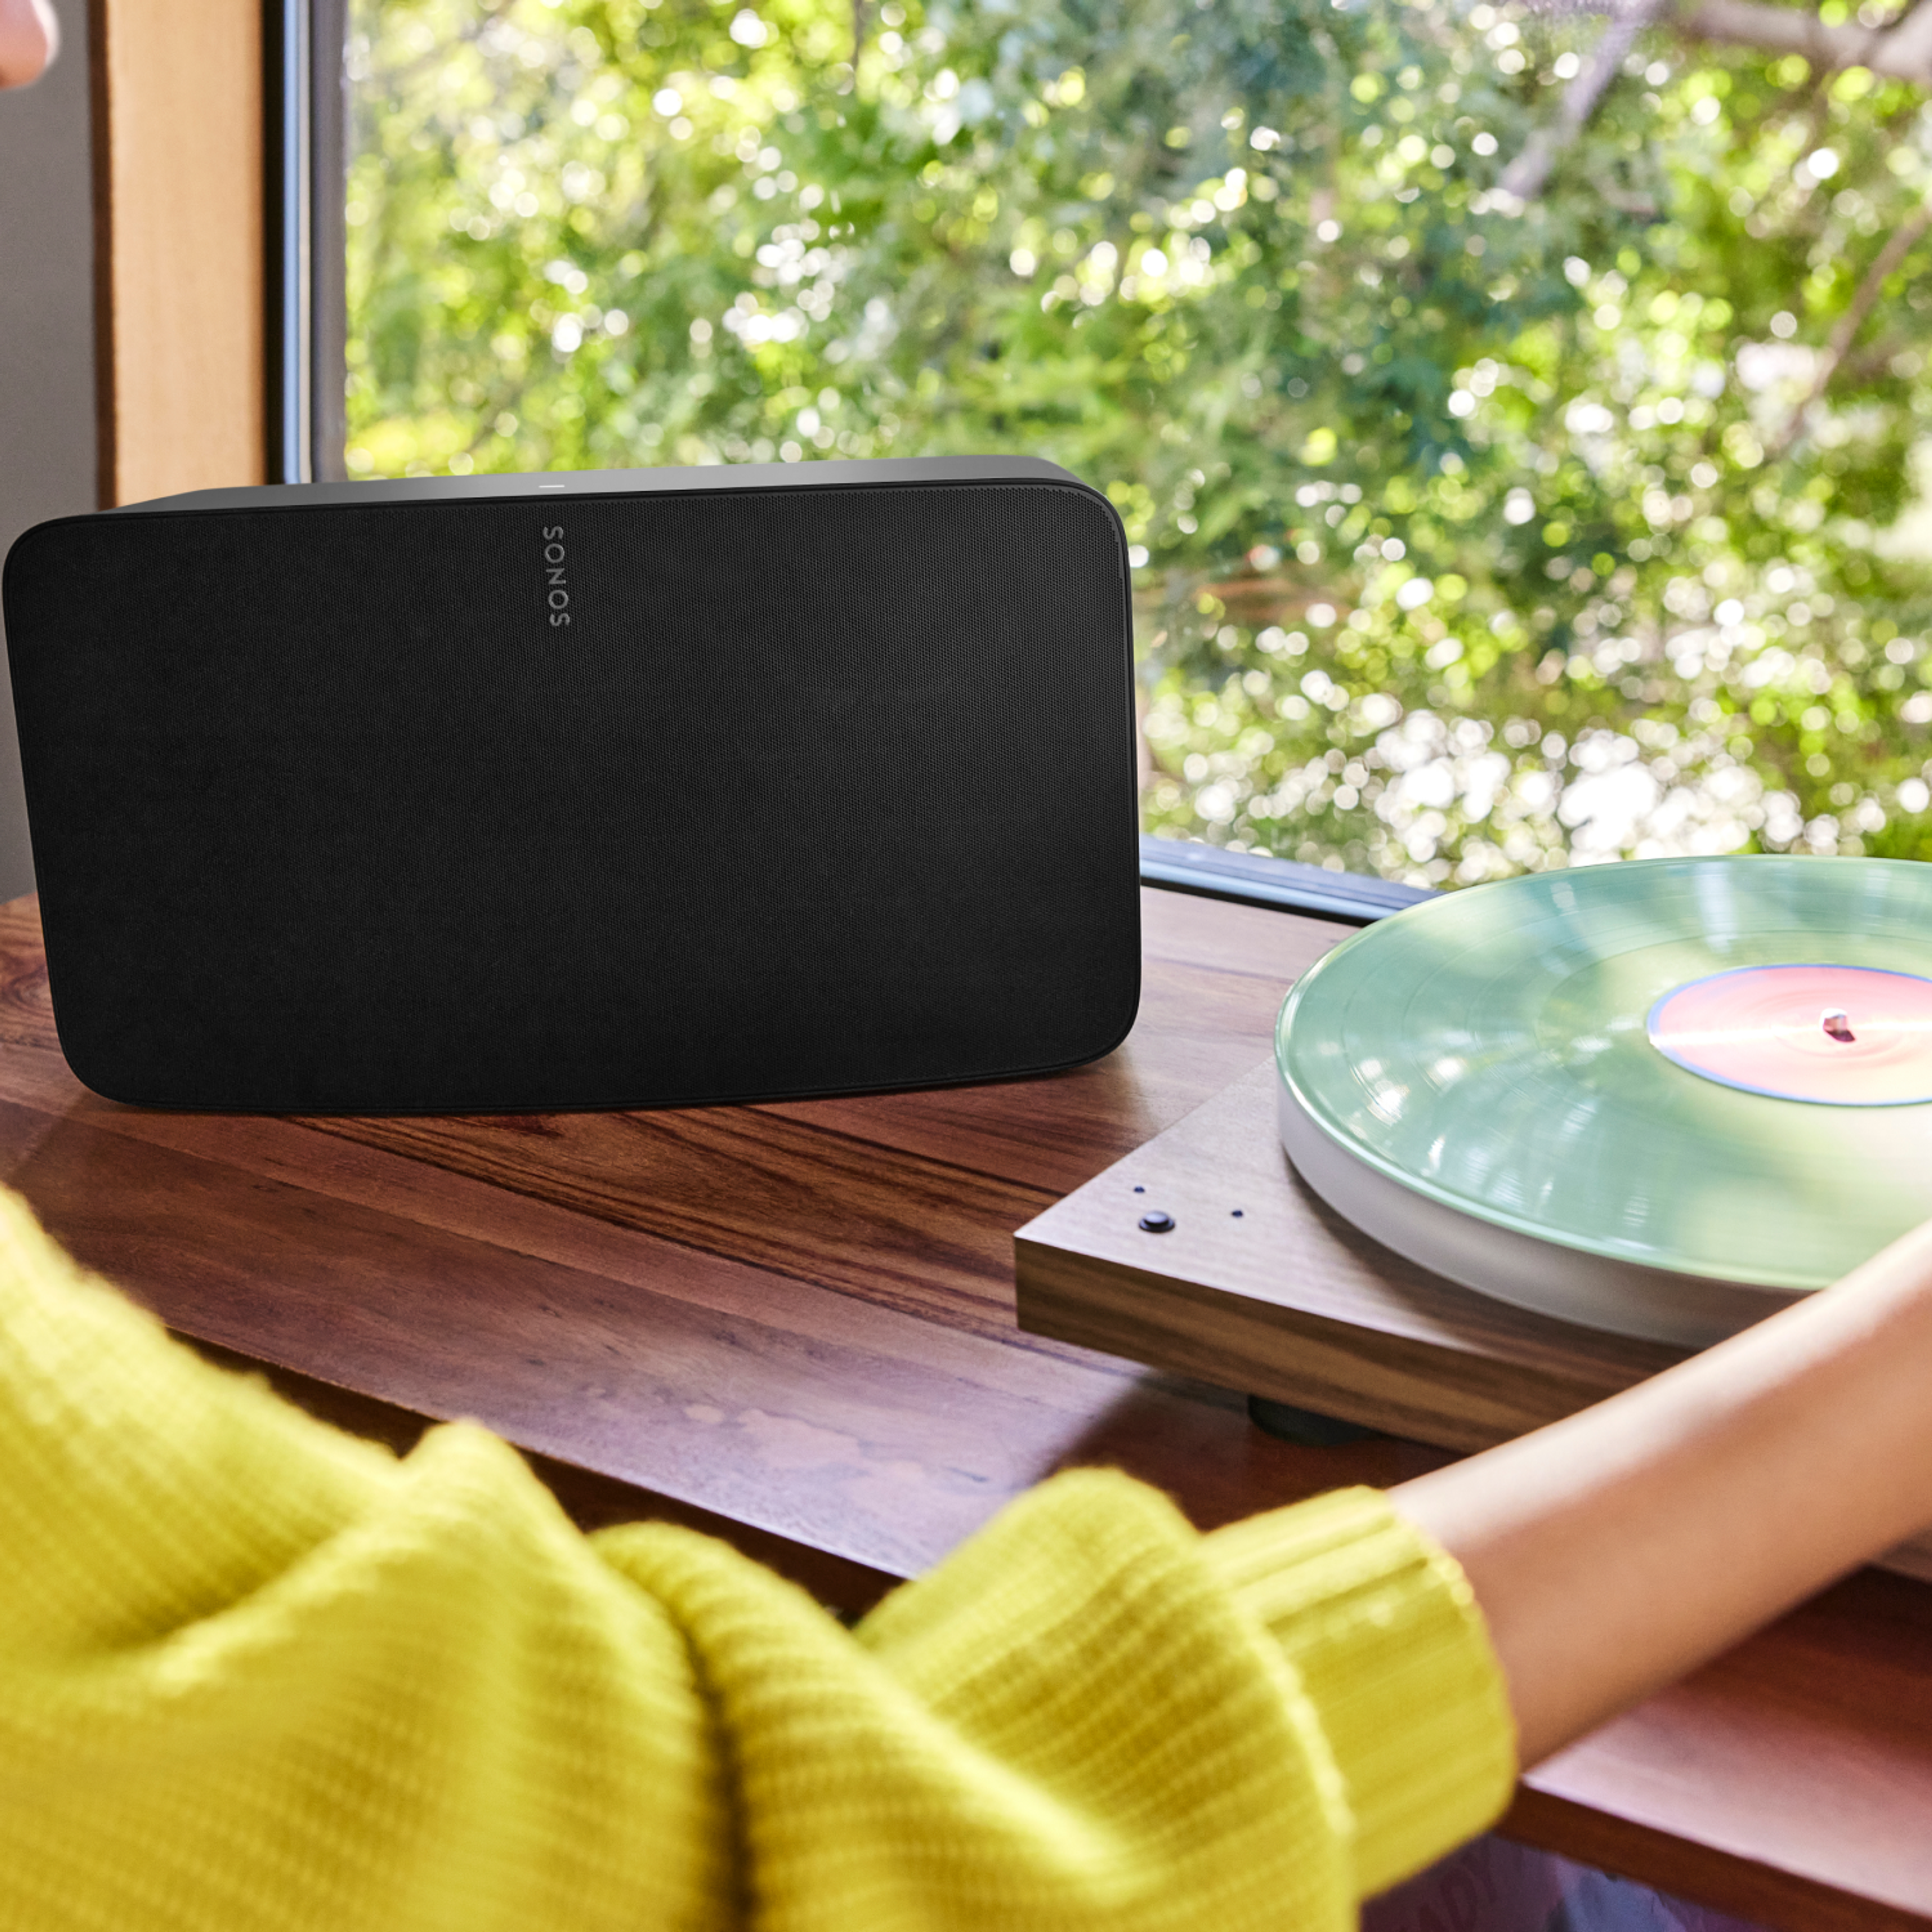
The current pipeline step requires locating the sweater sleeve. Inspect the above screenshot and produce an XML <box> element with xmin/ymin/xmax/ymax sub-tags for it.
<box><xmin>1202</xmin><ymin>1490</ymin><xmax>1518</xmax><ymax>1897</ymax></box>
<box><xmin>0</xmin><ymin>1187</ymin><xmax>1514</xmax><ymax>1932</ymax></box>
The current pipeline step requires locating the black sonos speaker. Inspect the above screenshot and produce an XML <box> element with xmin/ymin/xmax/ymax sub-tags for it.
<box><xmin>1</xmin><ymin>456</ymin><xmax>1140</xmax><ymax>1112</ymax></box>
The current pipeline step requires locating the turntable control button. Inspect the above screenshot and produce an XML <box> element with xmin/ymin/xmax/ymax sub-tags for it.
<box><xmin>1138</xmin><ymin>1211</ymin><xmax>1176</xmax><ymax>1234</ymax></box>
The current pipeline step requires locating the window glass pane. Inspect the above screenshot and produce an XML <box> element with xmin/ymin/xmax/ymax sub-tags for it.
<box><xmin>342</xmin><ymin>0</ymin><xmax>1932</xmax><ymax>887</ymax></box>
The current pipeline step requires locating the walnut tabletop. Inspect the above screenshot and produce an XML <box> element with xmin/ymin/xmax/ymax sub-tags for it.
<box><xmin>0</xmin><ymin>887</ymin><xmax>1926</xmax><ymax>1929</ymax></box>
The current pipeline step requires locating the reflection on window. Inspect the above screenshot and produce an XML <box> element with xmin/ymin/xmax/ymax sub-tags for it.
<box><xmin>344</xmin><ymin>0</ymin><xmax>1932</xmax><ymax>885</ymax></box>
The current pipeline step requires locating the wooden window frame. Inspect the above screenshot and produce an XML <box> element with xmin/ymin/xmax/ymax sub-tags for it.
<box><xmin>89</xmin><ymin>0</ymin><xmax>269</xmax><ymax>506</ymax></box>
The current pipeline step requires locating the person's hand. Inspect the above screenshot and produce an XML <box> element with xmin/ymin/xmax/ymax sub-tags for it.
<box><xmin>1394</xmin><ymin>1211</ymin><xmax>1932</xmax><ymax>1765</ymax></box>
<box><xmin>0</xmin><ymin>0</ymin><xmax>57</xmax><ymax>90</ymax></box>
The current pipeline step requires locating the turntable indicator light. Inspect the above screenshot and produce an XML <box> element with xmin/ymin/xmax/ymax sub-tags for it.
<box><xmin>1822</xmin><ymin>1008</ymin><xmax>1856</xmax><ymax>1043</ymax></box>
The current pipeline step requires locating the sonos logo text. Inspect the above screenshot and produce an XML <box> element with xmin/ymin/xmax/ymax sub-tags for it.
<box><xmin>542</xmin><ymin>526</ymin><xmax>571</xmax><ymax>627</ymax></box>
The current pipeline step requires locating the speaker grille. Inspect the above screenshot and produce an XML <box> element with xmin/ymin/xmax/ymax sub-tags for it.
<box><xmin>4</xmin><ymin>477</ymin><xmax>1141</xmax><ymax>1110</ymax></box>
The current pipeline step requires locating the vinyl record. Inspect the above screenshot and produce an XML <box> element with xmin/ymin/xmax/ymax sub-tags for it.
<box><xmin>1275</xmin><ymin>855</ymin><xmax>1932</xmax><ymax>1345</ymax></box>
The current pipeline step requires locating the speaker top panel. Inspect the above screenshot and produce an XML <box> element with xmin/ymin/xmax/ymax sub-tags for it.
<box><xmin>125</xmin><ymin>452</ymin><xmax>1074</xmax><ymax>517</ymax></box>
<box><xmin>3</xmin><ymin>459</ymin><xmax>1141</xmax><ymax>1113</ymax></box>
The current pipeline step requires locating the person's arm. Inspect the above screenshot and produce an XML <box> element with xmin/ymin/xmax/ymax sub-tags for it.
<box><xmin>13</xmin><ymin>1167</ymin><xmax>1932</xmax><ymax>1930</ymax></box>
<box><xmin>1392</xmin><ymin>1215</ymin><xmax>1932</xmax><ymax>1765</ymax></box>
<box><xmin>0</xmin><ymin>1187</ymin><xmax>1508</xmax><ymax>1930</ymax></box>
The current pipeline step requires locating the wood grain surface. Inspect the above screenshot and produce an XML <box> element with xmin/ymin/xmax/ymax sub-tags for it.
<box><xmin>1013</xmin><ymin>1060</ymin><xmax>1932</xmax><ymax>1585</ymax></box>
<box><xmin>1015</xmin><ymin>1059</ymin><xmax>1687</xmax><ymax>1447</ymax></box>
<box><xmin>0</xmin><ymin>888</ymin><xmax>1927</xmax><ymax>1927</ymax></box>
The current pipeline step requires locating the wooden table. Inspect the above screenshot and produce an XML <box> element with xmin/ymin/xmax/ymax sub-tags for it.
<box><xmin>0</xmin><ymin>887</ymin><xmax>1925</xmax><ymax>1930</ymax></box>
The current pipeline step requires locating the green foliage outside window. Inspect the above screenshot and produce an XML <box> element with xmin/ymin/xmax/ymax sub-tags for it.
<box><xmin>347</xmin><ymin>0</ymin><xmax>1932</xmax><ymax>884</ymax></box>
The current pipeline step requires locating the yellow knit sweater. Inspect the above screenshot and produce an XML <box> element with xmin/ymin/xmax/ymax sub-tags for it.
<box><xmin>0</xmin><ymin>1188</ymin><xmax>1513</xmax><ymax>1931</ymax></box>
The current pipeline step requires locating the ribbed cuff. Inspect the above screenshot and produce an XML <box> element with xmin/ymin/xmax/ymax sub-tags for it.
<box><xmin>1202</xmin><ymin>1487</ymin><xmax>1517</xmax><ymax>1898</ymax></box>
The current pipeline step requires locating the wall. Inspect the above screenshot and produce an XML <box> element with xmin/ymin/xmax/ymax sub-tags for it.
<box><xmin>0</xmin><ymin>7</ymin><xmax>94</xmax><ymax>901</ymax></box>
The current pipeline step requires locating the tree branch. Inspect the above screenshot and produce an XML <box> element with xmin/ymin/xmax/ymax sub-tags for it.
<box><xmin>1768</xmin><ymin>200</ymin><xmax>1932</xmax><ymax>458</ymax></box>
<box><xmin>1835</xmin><ymin>333</ymin><xmax>1918</xmax><ymax>386</ymax></box>
<box><xmin>1500</xmin><ymin>0</ymin><xmax>1669</xmax><ymax>203</ymax></box>
<box><xmin>1497</xmin><ymin>0</ymin><xmax>1932</xmax><ymax>206</ymax></box>
<box><xmin>1521</xmin><ymin>0</ymin><xmax>1932</xmax><ymax>83</ymax></box>
<box><xmin>1672</xmin><ymin>0</ymin><xmax>1932</xmax><ymax>84</ymax></box>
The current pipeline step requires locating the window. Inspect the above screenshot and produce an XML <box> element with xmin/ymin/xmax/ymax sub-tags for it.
<box><xmin>299</xmin><ymin>0</ymin><xmax>1932</xmax><ymax>892</ymax></box>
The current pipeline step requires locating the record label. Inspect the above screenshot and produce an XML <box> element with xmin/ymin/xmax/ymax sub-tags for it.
<box><xmin>1647</xmin><ymin>963</ymin><xmax>1932</xmax><ymax>1106</ymax></box>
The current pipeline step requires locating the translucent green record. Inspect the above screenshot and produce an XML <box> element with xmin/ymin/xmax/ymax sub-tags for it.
<box><xmin>1276</xmin><ymin>856</ymin><xmax>1932</xmax><ymax>1330</ymax></box>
